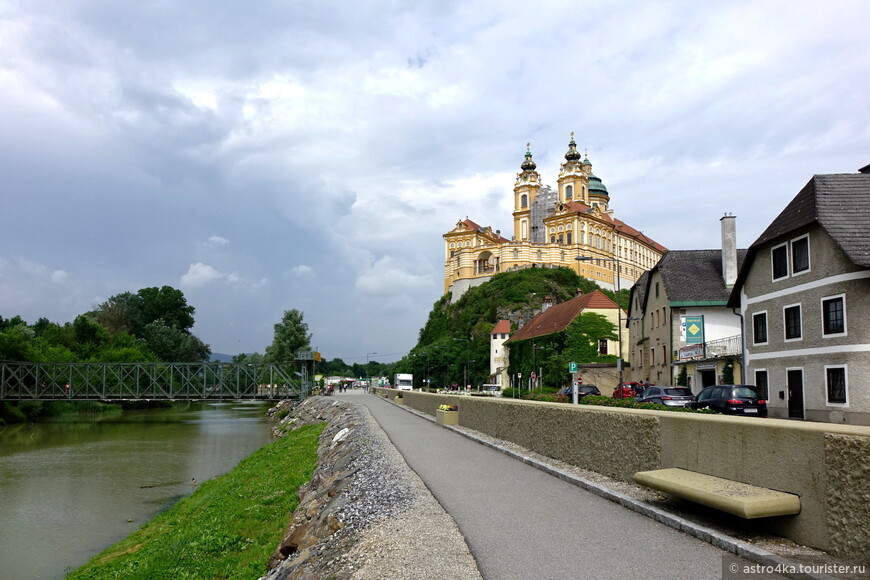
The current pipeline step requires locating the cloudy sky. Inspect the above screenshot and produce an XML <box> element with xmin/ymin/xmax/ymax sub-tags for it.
<box><xmin>1</xmin><ymin>1</ymin><xmax>868</xmax><ymax>363</ymax></box>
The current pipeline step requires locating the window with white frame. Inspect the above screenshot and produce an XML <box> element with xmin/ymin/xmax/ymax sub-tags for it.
<box><xmin>826</xmin><ymin>365</ymin><xmax>847</xmax><ymax>404</ymax></box>
<box><xmin>791</xmin><ymin>235</ymin><xmax>810</xmax><ymax>275</ymax></box>
<box><xmin>772</xmin><ymin>244</ymin><xmax>788</xmax><ymax>280</ymax></box>
<box><xmin>822</xmin><ymin>295</ymin><xmax>846</xmax><ymax>336</ymax></box>
<box><xmin>752</xmin><ymin>311</ymin><xmax>768</xmax><ymax>345</ymax></box>
<box><xmin>754</xmin><ymin>369</ymin><xmax>769</xmax><ymax>400</ymax></box>
<box><xmin>784</xmin><ymin>304</ymin><xmax>802</xmax><ymax>341</ymax></box>
<box><xmin>771</xmin><ymin>235</ymin><xmax>811</xmax><ymax>281</ymax></box>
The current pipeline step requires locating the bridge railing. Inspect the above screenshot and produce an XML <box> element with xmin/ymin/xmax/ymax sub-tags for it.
<box><xmin>0</xmin><ymin>362</ymin><xmax>307</xmax><ymax>401</ymax></box>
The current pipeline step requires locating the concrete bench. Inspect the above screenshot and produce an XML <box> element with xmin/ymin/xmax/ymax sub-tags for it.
<box><xmin>633</xmin><ymin>468</ymin><xmax>801</xmax><ymax>519</ymax></box>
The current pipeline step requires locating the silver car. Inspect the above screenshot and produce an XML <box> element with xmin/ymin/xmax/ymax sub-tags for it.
<box><xmin>636</xmin><ymin>386</ymin><xmax>694</xmax><ymax>407</ymax></box>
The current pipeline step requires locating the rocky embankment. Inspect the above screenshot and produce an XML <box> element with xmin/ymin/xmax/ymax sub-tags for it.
<box><xmin>260</xmin><ymin>397</ymin><xmax>481</xmax><ymax>580</ymax></box>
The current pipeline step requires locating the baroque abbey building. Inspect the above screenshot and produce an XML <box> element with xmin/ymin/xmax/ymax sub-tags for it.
<box><xmin>444</xmin><ymin>136</ymin><xmax>667</xmax><ymax>298</ymax></box>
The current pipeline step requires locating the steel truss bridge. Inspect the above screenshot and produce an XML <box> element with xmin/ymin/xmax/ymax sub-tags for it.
<box><xmin>0</xmin><ymin>362</ymin><xmax>310</xmax><ymax>401</ymax></box>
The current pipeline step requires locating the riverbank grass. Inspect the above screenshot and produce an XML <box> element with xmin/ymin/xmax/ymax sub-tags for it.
<box><xmin>67</xmin><ymin>422</ymin><xmax>325</xmax><ymax>580</ymax></box>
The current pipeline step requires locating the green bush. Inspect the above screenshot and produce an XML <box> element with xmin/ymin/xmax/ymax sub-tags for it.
<box><xmin>0</xmin><ymin>402</ymin><xmax>26</xmax><ymax>424</ymax></box>
<box><xmin>521</xmin><ymin>392</ymin><xmax>569</xmax><ymax>404</ymax></box>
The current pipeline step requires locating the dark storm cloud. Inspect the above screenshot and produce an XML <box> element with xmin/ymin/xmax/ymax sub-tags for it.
<box><xmin>1</xmin><ymin>0</ymin><xmax>869</xmax><ymax>361</ymax></box>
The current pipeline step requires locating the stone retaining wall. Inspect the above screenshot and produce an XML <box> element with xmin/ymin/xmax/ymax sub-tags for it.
<box><xmin>375</xmin><ymin>388</ymin><xmax>870</xmax><ymax>559</ymax></box>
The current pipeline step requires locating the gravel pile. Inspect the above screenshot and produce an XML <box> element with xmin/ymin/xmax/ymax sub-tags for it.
<box><xmin>262</xmin><ymin>398</ymin><xmax>481</xmax><ymax>580</ymax></box>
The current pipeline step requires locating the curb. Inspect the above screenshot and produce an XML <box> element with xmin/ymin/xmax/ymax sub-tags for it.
<box><xmin>383</xmin><ymin>396</ymin><xmax>835</xmax><ymax>580</ymax></box>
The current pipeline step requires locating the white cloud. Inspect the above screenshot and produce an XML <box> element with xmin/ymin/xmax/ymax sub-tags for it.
<box><xmin>292</xmin><ymin>264</ymin><xmax>314</xmax><ymax>277</ymax></box>
<box><xmin>1</xmin><ymin>0</ymin><xmax>869</xmax><ymax>359</ymax></box>
<box><xmin>181</xmin><ymin>262</ymin><xmax>224</xmax><ymax>288</ymax></box>
<box><xmin>355</xmin><ymin>256</ymin><xmax>432</xmax><ymax>298</ymax></box>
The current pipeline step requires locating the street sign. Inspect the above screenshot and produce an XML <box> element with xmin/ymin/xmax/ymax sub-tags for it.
<box><xmin>530</xmin><ymin>372</ymin><xmax>537</xmax><ymax>379</ymax></box>
<box><xmin>568</xmin><ymin>362</ymin><xmax>578</xmax><ymax>372</ymax></box>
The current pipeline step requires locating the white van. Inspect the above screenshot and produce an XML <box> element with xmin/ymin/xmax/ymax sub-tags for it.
<box><xmin>394</xmin><ymin>373</ymin><xmax>414</xmax><ymax>391</ymax></box>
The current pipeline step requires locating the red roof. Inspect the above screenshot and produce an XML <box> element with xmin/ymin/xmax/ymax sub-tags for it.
<box><xmin>491</xmin><ymin>320</ymin><xmax>511</xmax><ymax>335</ymax></box>
<box><xmin>505</xmin><ymin>290</ymin><xmax>621</xmax><ymax>343</ymax></box>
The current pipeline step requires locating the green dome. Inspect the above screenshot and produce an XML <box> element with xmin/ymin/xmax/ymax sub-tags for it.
<box><xmin>588</xmin><ymin>174</ymin><xmax>609</xmax><ymax>197</ymax></box>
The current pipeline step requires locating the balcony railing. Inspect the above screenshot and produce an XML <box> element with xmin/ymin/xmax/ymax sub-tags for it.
<box><xmin>677</xmin><ymin>334</ymin><xmax>741</xmax><ymax>362</ymax></box>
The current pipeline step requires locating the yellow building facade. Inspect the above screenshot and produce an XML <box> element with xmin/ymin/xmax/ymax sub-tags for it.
<box><xmin>444</xmin><ymin>136</ymin><xmax>667</xmax><ymax>298</ymax></box>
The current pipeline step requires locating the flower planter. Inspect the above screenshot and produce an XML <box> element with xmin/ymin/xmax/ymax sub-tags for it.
<box><xmin>436</xmin><ymin>409</ymin><xmax>459</xmax><ymax>426</ymax></box>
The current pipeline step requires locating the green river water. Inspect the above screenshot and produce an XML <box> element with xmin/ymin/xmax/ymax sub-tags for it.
<box><xmin>0</xmin><ymin>401</ymin><xmax>276</xmax><ymax>580</ymax></box>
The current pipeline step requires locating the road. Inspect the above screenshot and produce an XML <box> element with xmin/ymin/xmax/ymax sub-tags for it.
<box><xmin>341</xmin><ymin>390</ymin><xmax>771</xmax><ymax>580</ymax></box>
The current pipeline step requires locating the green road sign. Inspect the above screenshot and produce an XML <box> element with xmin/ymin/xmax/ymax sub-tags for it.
<box><xmin>568</xmin><ymin>362</ymin><xmax>578</xmax><ymax>373</ymax></box>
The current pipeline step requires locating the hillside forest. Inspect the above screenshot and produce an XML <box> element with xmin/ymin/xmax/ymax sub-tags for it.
<box><xmin>391</xmin><ymin>266</ymin><xmax>627</xmax><ymax>390</ymax></box>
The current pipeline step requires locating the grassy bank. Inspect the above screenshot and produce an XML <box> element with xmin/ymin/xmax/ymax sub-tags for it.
<box><xmin>67</xmin><ymin>422</ymin><xmax>325</xmax><ymax>580</ymax></box>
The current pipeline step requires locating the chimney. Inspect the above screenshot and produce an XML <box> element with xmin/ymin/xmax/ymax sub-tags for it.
<box><xmin>541</xmin><ymin>295</ymin><xmax>554</xmax><ymax>312</ymax></box>
<box><xmin>721</xmin><ymin>213</ymin><xmax>737</xmax><ymax>287</ymax></box>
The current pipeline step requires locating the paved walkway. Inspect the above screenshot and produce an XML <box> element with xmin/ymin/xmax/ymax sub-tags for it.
<box><xmin>338</xmin><ymin>390</ymin><xmax>762</xmax><ymax>580</ymax></box>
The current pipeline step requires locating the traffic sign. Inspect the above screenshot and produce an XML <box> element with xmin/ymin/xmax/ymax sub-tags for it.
<box><xmin>568</xmin><ymin>362</ymin><xmax>578</xmax><ymax>372</ymax></box>
<box><xmin>530</xmin><ymin>372</ymin><xmax>537</xmax><ymax>379</ymax></box>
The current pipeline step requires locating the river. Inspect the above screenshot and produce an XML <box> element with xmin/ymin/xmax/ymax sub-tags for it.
<box><xmin>0</xmin><ymin>401</ymin><xmax>277</xmax><ymax>580</ymax></box>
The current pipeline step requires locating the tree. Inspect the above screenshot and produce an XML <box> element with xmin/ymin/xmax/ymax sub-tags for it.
<box><xmin>676</xmin><ymin>365</ymin><xmax>688</xmax><ymax>386</ymax></box>
<box><xmin>141</xmin><ymin>320</ymin><xmax>211</xmax><ymax>362</ymax></box>
<box><xmin>264</xmin><ymin>309</ymin><xmax>311</xmax><ymax>362</ymax></box>
<box><xmin>722</xmin><ymin>361</ymin><xmax>734</xmax><ymax>384</ymax></box>
<box><xmin>233</xmin><ymin>352</ymin><xmax>266</xmax><ymax>364</ymax></box>
<box><xmin>134</xmin><ymin>286</ymin><xmax>195</xmax><ymax>334</ymax></box>
<box><xmin>562</xmin><ymin>313</ymin><xmax>618</xmax><ymax>365</ymax></box>
<box><xmin>96</xmin><ymin>286</ymin><xmax>195</xmax><ymax>338</ymax></box>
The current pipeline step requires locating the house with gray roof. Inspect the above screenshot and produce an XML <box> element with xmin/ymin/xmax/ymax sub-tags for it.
<box><xmin>627</xmin><ymin>215</ymin><xmax>747</xmax><ymax>390</ymax></box>
<box><xmin>728</xmin><ymin>166</ymin><xmax>870</xmax><ymax>425</ymax></box>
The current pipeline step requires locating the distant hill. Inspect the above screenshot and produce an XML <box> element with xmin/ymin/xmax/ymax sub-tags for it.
<box><xmin>210</xmin><ymin>352</ymin><xmax>236</xmax><ymax>363</ymax></box>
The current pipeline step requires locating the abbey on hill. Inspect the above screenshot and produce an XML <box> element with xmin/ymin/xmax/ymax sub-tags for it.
<box><xmin>443</xmin><ymin>134</ymin><xmax>667</xmax><ymax>298</ymax></box>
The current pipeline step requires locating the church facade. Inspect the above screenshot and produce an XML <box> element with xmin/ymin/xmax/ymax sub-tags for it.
<box><xmin>444</xmin><ymin>136</ymin><xmax>667</xmax><ymax>298</ymax></box>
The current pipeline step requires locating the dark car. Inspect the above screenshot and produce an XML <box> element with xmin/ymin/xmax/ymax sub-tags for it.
<box><xmin>560</xmin><ymin>385</ymin><xmax>600</xmax><ymax>400</ymax></box>
<box><xmin>688</xmin><ymin>385</ymin><xmax>768</xmax><ymax>417</ymax></box>
<box><xmin>636</xmin><ymin>386</ymin><xmax>694</xmax><ymax>407</ymax></box>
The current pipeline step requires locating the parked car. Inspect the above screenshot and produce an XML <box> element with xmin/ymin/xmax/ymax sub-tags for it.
<box><xmin>636</xmin><ymin>386</ymin><xmax>694</xmax><ymax>407</ymax></box>
<box><xmin>560</xmin><ymin>385</ymin><xmax>601</xmax><ymax>399</ymax></box>
<box><xmin>612</xmin><ymin>382</ymin><xmax>640</xmax><ymax>399</ymax></box>
<box><xmin>688</xmin><ymin>385</ymin><xmax>767</xmax><ymax>417</ymax></box>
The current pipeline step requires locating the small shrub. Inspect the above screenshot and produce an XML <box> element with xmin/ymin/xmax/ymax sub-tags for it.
<box><xmin>521</xmin><ymin>392</ymin><xmax>568</xmax><ymax>404</ymax></box>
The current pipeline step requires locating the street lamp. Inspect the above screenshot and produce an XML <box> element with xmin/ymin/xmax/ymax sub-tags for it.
<box><xmin>576</xmin><ymin>254</ymin><xmax>626</xmax><ymax>387</ymax></box>
<box><xmin>365</xmin><ymin>352</ymin><xmax>377</xmax><ymax>390</ymax></box>
<box><xmin>532</xmin><ymin>343</ymin><xmax>545</xmax><ymax>391</ymax></box>
<box><xmin>424</xmin><ymin>346</ymin><xmax>444</xmax><ymax>390</ymax></box>
<box><xmin>452</xmin><ymin>337</ymin><xmax>471</xmax><ymax>391</ymax></box>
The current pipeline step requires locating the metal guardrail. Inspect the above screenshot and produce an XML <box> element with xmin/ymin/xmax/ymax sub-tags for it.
<box><xmin>703</xmin><ymin>335</ymin><xmax>742</xmax><ymax>358</ymax></box>
<box><xmin>0</xmin><ymin>362</ymin><xmax>308</xmax><ymax>401</ymax></box>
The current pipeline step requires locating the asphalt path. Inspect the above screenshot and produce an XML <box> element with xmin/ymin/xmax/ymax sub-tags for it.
<box><xmin>342</xmin><ymin>391</ymin><xmax>750</xmax><ymax>580</ymax></box>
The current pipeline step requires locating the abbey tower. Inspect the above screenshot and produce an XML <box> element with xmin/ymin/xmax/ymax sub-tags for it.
<box><xmin>444</xmin><ymin>135</ymin><xmax>666</xmax><ymax>298</ymax></box>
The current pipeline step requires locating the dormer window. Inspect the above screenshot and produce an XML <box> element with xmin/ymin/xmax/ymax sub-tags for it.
<box><xmin>792</xmin><ymin>235</ymin><xmax>810</xmax><ymax>274</ymax></box>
